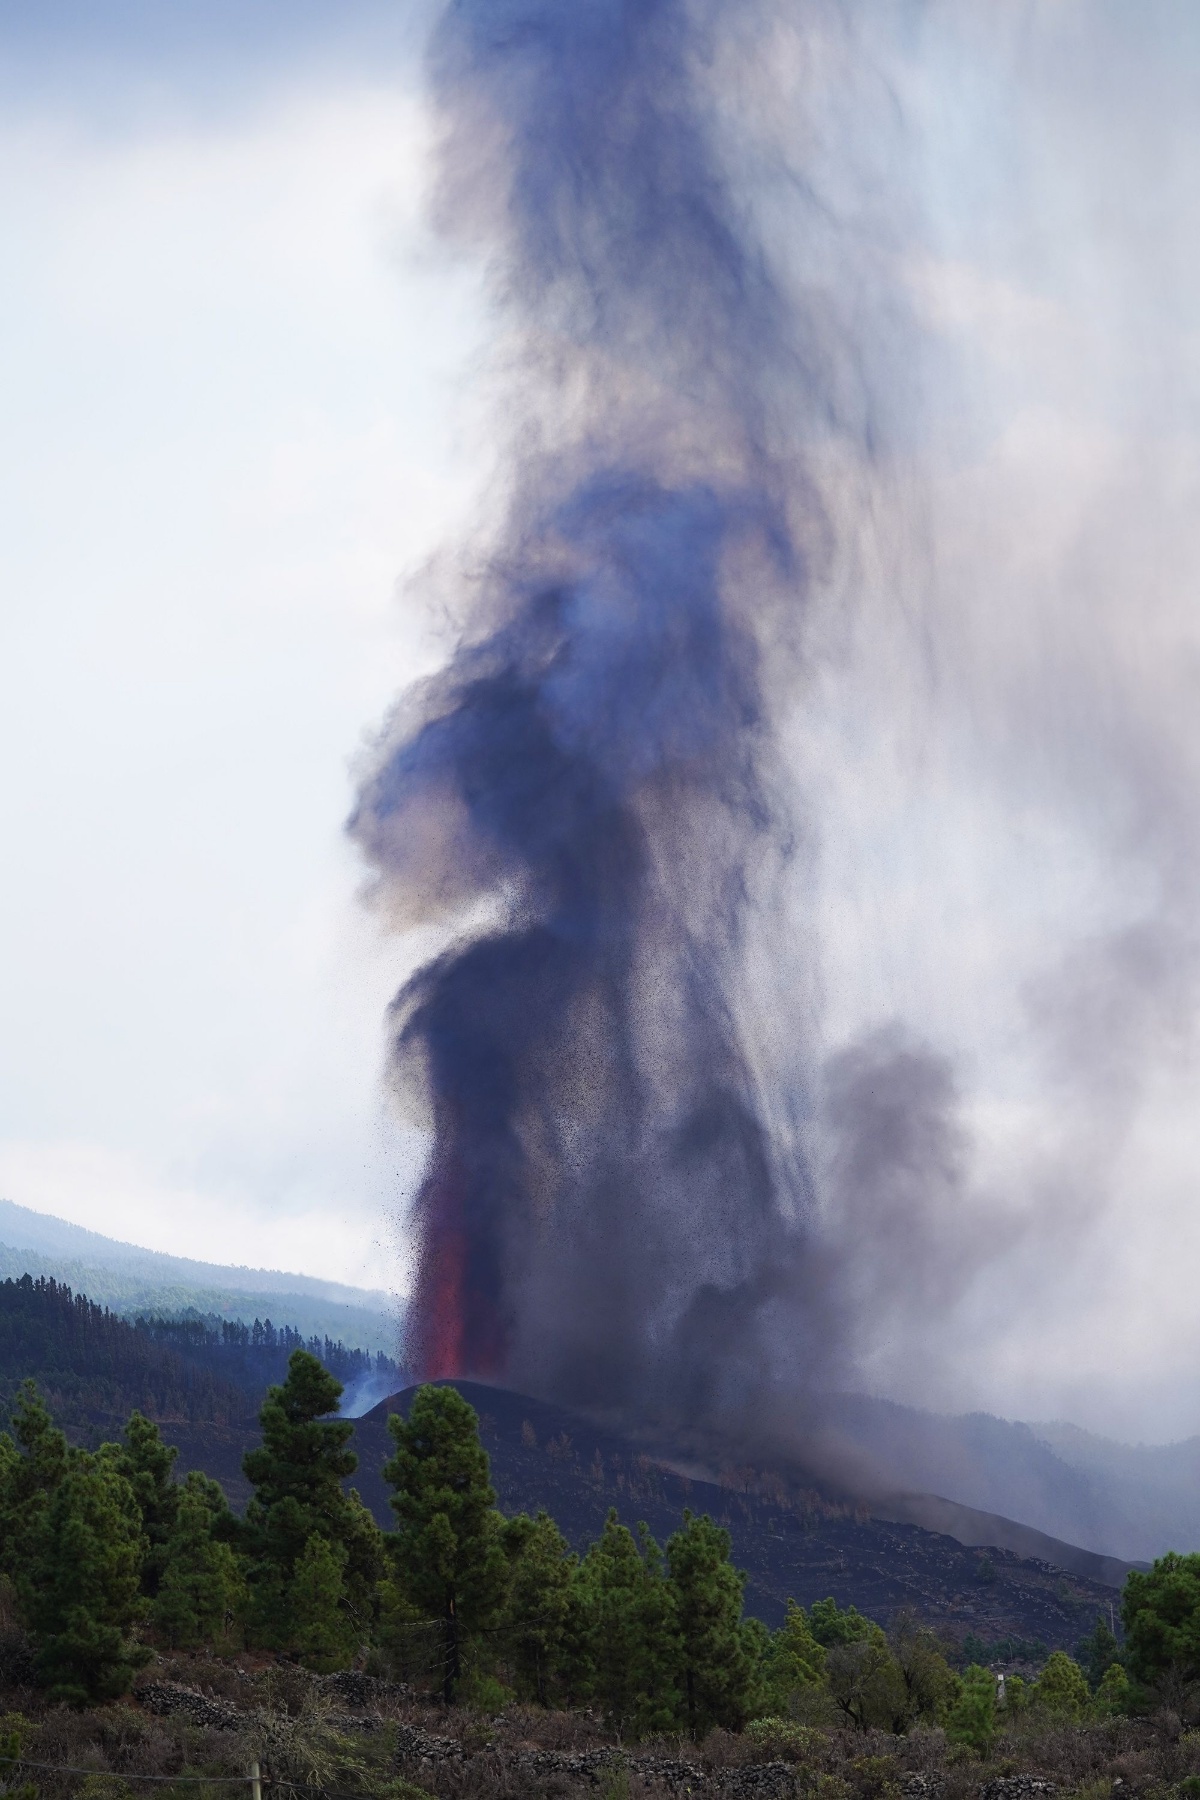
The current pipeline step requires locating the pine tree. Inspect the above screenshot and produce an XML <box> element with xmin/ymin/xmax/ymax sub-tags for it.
<box><xmin>807</xmin><ymin>1596</ymin><xmax>879</xmax><ymax>1646</ymax></box>
<box><xmin>825</xmin><ymin>1634</ymin><xmax>908</xmax><ymax>1732</ymax></box>
<box><xmin>577</xmin><ymin>1511</ymin><xmax>680</xmax><ymax>1737</ymax></box>
<box><xmin>377</xmin><ymin>1576</ymin><xmax>440</xmax><ymax>1686</ymax></box>
<box><xmin>154</xmin><ymin>1472</ymin><xmax>246</xmax><ymax>1650</ymax></box>
<box><xmin>1032</xmin><ymin>1650</ymin><xmax>1090</xmax><ymax>1720</ymax></box>
<box><xmin>241</xmin><ymin>1349</ymin><xmax>383</xmax><ymax>1657</ymax></box>
<box><xmin>290</xmin><ymin>1534</ymin><xmax>358</xmax><ymax>1673</ymax></box>
<box><xmin>26</xmin><ymin>1454</ymin><xmax>149</xmax><ymax>1703</ymax></box>
<box><xmin>1093</xmin><ymin>1659</ymin><xmax>1132</xmax><ymax>1716</ymax></box>
<box><xmin>1076</xmin><ymin>1612</ymin><xmax>1121</xmax><ymax>1691</ymax></box>
<box><xmin>888</xmin><ymin>1610</ymin><xmax>958</xmax><ymax>1727</ymax></box>
<box><xmin>759</xmin><ymin>1598</ymin><xmax>827</xmax><ymax>1715</ymax></box>
<box><xmin>105</xmin><ymin>1412</ymin><xmax>179</xmax><ymax>1597</ymax></box>
<box><xmin>383</xmin><ymin>1384</ymin><xmax>509</xmax><ymax>1703</ymax></box>
<box><xmin>0</xmin><ymin>1383</ymin><xmax>70</xmax><ymax>1581</ymax></box>
<box><xmin>1123</xmin><ymin>1552</ymin><xmax>1200</xmax><ymax>1688</ymax></box>
<box><xmin>666</xmin><ymin>1511</ymin><xmax>756</xmax><ymax>1735</ymax></box>
<box><xmin>947</xmin><ymin>1665</ymin><xmax>998</xmax><ymax>1758</ymax></box>
<box><xmin>338</xmin><ymin>1488</ymin><xmax>389</xmax><ymax>1643</ymax></box>
<box><xmin>500</xmin><ymin>1510</ymin><xmax>581</xmax><ymax>1706</ymax></box>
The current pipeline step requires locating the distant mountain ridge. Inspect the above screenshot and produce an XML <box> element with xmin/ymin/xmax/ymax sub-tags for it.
<box><xmin>4</xmin><ymin>1202</ymin><xmax>1197</xmax><ymax>1566</ymax></box>
<box><xmin>0</xmin><ymin>1272</ymin><xmax>400</xmax><ymax>1471</ymax></box>
<box><xmin>0</xmin><ymin>1198</ymin><xmax>389</xmax><ymax>1305</ymax></box>
<box><xmin>1031</xmin><ymin>1417</ymin><xmax>1200</xmax><ymax>1560</ymax></box>
<box><xmin>825</xmin><ymin>1392</ymin><xmax>1200</xmax><ymax>1566</ymax></box>
<box><xmin>0</xmin><ymin>1198</ymin><xmax>399</xmax><ymax>1354</ymax></box>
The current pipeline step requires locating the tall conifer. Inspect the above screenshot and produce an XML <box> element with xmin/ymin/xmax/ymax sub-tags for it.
<box><xmin>383</xmin><ymin>1384</ymin><xmax>508</xmax><ymax>1702</ymax></box>
<box><xmin>105</xmin><ymin>1412</ymin><xmax>179</xmax><ymax>1597</ymax></box>
<box><xmin>241</xmin><ymin>1349</ymin><xmax>382</xmax><ymax>1657</ymax></box>
<box><xmin>578</xmin><ymin>1511</ymin><xmax>680</xmax><ymax>1736</ymax></box>
<box><xmin>666</xmin><ymin>1510</ymin><xmax>756</xmax><ymax>1734</ymax></box>
<box><xmin>26</xmin><ymin>1455</ymin><xmax>148</xmax><ymax>1703</ymax></box>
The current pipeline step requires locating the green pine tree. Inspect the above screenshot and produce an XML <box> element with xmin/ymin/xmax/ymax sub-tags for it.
<box><xmin>759</xmin><ymin>1599</ymin><xmax>827</xmax><ymax>1715</ymax></box>
<box><xmin>889</xmin><ymin>1611</ymin><xmax>958</xmax><ymax>1727</ymax></box>
<box><xmin>1093</xmin><ymin>1659</ymin><xmax>1132</xmax><ymax>1716</ymax></box>
<box><xmin>1076</xmin><ymin>1612</ymin><xmax>1121</xmax><ymax>1691</ymax></box>
<box><xmin>500</xmin><ymin>1510</ymin><xmax>581</xmax><ymax>1706</ymax></box>
<box><xmin>807</xmin><ymin>1596</ymin><xmax>879</xmax><ymax>1647</ymax></box>
<box><xmin>383</xmin><ymin>1385</ymin><xmax>509</xmax><ymax>1703</ymax></box>
<box><xmin>241</xmin><ymin>1349</ymin><xmax>383</xmax><ymax>1657</ymax></box>
<box><xmin>577</xmin><ymin>1510</ymin><xmax>680</xmax><ymax>1738</ymax></box>
<box><xmin>1032</xmin><ymin>1650</ymin><xmax>1090</xmax><ymax>1720</ymax></box>
<box><xmin>1122</xmin><ymin>1552</ymin><xmax>1200</xmax><ymax>1689</ymax></box>
<box><xmin>825</xmin><ymin>1634</ymin><xmax>907</xmax><ymax>1732</ymax></box>
<box><xmin>153</xmin><ymin>1472</ymin><xmax>246</xmax><ymax>1650</ymax></box>
<box><xmin>666</xmin><ymin>1511</ymin><xmax>756</xmax><ymax>1735</ymax></box>
<box><xmin>0</xmin><ymin>1381</ymin><xmax>147</xmax><ymax>1701</ymax></box>
<box><xmin>290</xmin><ymin>1534</ymin><xmax>358</xmax><ymax>1673</ymax></box>
<box><xmin>0</xmin><ymin>1383</ymin><xmax>70</xmax><ymax>1581</ymax></box>
<box><xmin>947</xmin><ymin>1664</ymin><xmax>998</xmax><ymax>1759</ymax></box>
<box><xmin>1002</xmin><ymin>1672</ymin><xmax>1028</xmax><ymax>1715</ymax></box>
<box><xmin>104</xmin><ymin>1412</ymin><xmax>179</xmax><ymax>1598</ymax></box>
<box><xmin>26</xmin><ymin>1454</ymin><xmax>149</xmax><ymax>1704</ymax></box>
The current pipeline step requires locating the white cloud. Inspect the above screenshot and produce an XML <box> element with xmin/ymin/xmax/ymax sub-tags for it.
<box><xmin>0</xmin><ymin>75</ymin><xmax>489</xmax><ymax>1291</ymax></box>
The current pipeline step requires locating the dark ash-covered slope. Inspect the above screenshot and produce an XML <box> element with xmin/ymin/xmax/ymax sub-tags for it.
<box><xmin>349</xmin><ymin>1381</ymin><xmax>1130</xmax><ymax>1645</ymax></box>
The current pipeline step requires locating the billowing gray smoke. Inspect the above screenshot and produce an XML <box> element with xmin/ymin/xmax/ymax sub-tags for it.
<box><xmin>350</xmin><ymin>0</ymin><xmax>850</xmax><ymax>1422</ymax></box>
<box><xmin>353</xmin><ymin>2</ymin><xmax>1200</xmax><ymax>1455</ymax></box>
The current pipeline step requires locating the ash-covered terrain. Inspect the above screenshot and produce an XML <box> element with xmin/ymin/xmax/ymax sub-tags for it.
<box><xmin>346</xmin><ymin>1382</ymin><xmax>1128</xmax><ymax>1648</ymax></box>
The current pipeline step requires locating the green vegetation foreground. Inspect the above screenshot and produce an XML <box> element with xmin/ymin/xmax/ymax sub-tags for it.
<box><xmin>5</xmin><ymin>1348</ymin><xmax>1200</xmax><ymax>1795</ymax></box>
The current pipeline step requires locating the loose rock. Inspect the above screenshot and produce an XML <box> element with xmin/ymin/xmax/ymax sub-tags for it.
<box><xmin>135</xmin><ymin>1682</ymin><xmax>245</xmax><ymax>1731</ymax></box>
<box><xmin>980</xmin><ymin>1780</ymin><xmax>1058</xmax><ymax>1800</ymax></box>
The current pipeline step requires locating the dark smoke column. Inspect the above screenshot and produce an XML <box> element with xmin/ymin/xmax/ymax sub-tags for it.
<box><xmin>351</xmin><ymin>0</ymin><xmax>819</xmax><ymax>1421</ymax></box>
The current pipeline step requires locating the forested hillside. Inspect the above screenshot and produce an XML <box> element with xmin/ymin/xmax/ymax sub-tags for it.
<box><xmin>0</xmin><ymin>1276</ymin><xmax>400</xmax><ymax>1439</ymax></box>
<box><xmin>0</xmin><ymin>1198</ymin><xmax>397</xmax><ymax>1351</ymax></box>
<box><xmin>0</xmin><ymin>1275</ymin><xmax>249</xmax><ymax>1428</ymax></box>
<box><xmin>132</xmin><ymin>1312</ymin><xmax>402</xmax><ymax>1409</ymax></box>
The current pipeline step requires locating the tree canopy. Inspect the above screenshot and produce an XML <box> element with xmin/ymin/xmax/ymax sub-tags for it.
<box><xmin>1122</xmin><ymin>1553</ymin><xmax>1200</xmax><ymax>1688</ymax></box>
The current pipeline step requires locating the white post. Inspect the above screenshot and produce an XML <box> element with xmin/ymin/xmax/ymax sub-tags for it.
<box><xmin>249</xmin><ymin>1761</ymin><xmax>262</xmax><ymax>1800</ymax></box>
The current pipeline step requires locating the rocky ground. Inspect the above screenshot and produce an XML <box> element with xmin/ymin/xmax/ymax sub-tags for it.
<box><xmin>0</xmin><ymin>1652</ymin><xmax>1194</xmax><ymax>1800</ymax></box>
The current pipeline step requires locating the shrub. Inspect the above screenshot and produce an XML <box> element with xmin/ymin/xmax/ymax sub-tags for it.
<box><xmin>0</xmin><ymin>1714</ymin><xmax>36</xmax><ymax>1800</ymax></box>
<box><xmin>458</xmin><ymin>1670</ymin><xmax>514</xmax><ymax>1713</ymax></box>
<box><xmin>743</xmin><ymin>1718</ymin><xmax>826</xmax><ymax>1762</ymax></box>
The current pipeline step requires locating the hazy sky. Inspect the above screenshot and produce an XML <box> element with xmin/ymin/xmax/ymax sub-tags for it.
<box><xmin>0</xmin><ymin>1</ymin><xmax>479</xmax><ymax>1289</ymax></box>
<box><xmin>4</xmin><ymin>4</ymin><xmax>1200</xmax><ymax>1438</ymax></box>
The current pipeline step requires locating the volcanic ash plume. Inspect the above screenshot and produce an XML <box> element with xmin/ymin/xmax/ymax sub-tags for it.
<box><xmin>351</xmin><ymin>0</ymin><xmax>876</xmax><ymax>1421</ymax></box>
